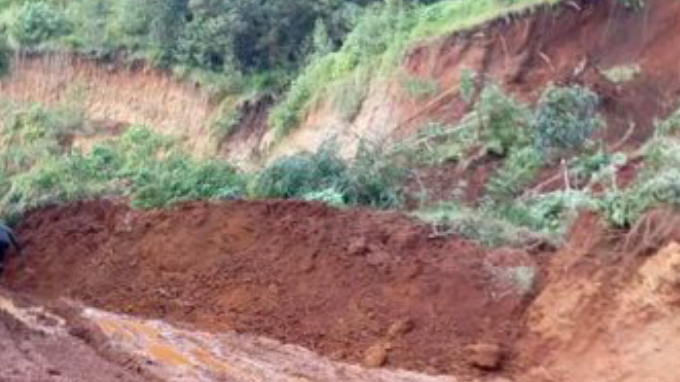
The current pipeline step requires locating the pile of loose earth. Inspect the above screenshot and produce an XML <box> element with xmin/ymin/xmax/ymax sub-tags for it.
<box><xmin>4</xmin><ymin>200</ymin><xmax>544</xmax><ymax>376</ymax></box>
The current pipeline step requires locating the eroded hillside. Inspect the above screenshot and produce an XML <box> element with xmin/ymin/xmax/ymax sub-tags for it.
<box><xmin>1</xmin><ymin>1</ymin><xmax>680</xmax><ymax>382</ymax></box>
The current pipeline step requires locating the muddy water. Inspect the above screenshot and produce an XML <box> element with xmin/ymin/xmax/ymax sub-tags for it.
<box><xmin>0</xmin><ymin>293</ymin><xmax>461</xmax><ymax>382</ymax></box>
<box><xmin>83</xmin><ymin>308</ymin><xmax>460</xmax><ymax>382</ymax></box>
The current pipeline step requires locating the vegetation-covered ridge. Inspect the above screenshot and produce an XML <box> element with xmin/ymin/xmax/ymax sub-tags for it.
<box><xmin>4</xmin><ymin>65</ymin><xmax>678</xmax><ymax>249</ymax></box>
<box><xmin>410</xmin><ymin>74</ymin><xmax>680</xmax><ymax>246</ymax></box>
<box><xmin>0</xmin><ymin>0</ymin><xmax>565</xmax><ymax>136</ymax></box>
<box><xmin>0</xmin><ymin>101</ymin><xmax>406</xmax><ymax>223</ymax></box>
<box><xmin>0</xmin><ymin>0</ymin><xmax>666</xmax><ymax>250</ymax></box>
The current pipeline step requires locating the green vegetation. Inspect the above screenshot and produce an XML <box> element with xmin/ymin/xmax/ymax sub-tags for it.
<box><xmin>0</xmin><ymin>0</ymin><xmax>563</xmax><ymax>140</ymax></box>
<box><xmin>0</xmin><ymin>33</ymin><xmax>10</xmax><ymax>76</ymax></box>
<box><xmin>486</xmin><ymin>147</ymin><xmax>543</xmax><ymax>200</ymax></box>
<box><xmin>271</xmin><ymin>0</ymin><xmax>560</xmax><ymax>138</ymax></box>
<box><xmin>415</xmin><ymin>81</ymin><xmax>680</xmax><ymax>246</ymax></box>
<box><xmin>601</xmin><ymin>64</ymin><xmax>641</xmax><ymax>84</ymax></box>
<box><xmin>0</xmin><ymin>103</ymin><xmax>244</xmax><ymax>221</ymax></box>
<box><xmin>251</xmin><ymin>140</ymin><xmax>407</xmax><ymax>208</ymax></box>
<box><xmin>459</xmin><ymin>68</ymin><xmax>478</xmax><ymax>104</ymax></box>
<box><xmin>476</xmin><ymin>82</ymin><xmax>531</xmax><ymax>155</ymax></box>
<box><xmin>2</xmin><ymin>0</ymin><xmax>676</xmax><ymax>251</ymax></box>
<box><xmin>4</xmin><ymin>1</ymin><xmax>68</xmax><ymax>49</ymax></box>
<box><xmin>410</xmin><ymin>81</ymin><xmax>611</xmax><ymax>243</ymax></box>
<box><xmin>0</xmin><ymin>102</ymin><xmax>409</xmax><ymax>220</ymax></box>
<box><xmin>414</xmin><ymin>201</ymin><xmax>556</xmax><ymax>247</ymax></box>
<box><xmin>399</xmin><ymin>73</ymin><xmax>439</xmax><ymax>100</ymax></box>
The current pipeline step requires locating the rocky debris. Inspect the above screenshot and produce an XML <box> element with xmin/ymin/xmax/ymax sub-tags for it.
<box><xmin>364</xmin><ymin>342</ymin><xmax>391</xmax><ymax>368</ymax></box>
<box><xmin>464</xmin><ymin>343</ymin><xmax>504</xmax><ymax>371</ymax></box>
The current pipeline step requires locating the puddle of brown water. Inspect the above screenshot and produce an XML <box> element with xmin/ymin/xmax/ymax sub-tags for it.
<box><xmin>83</xmin><ymin>308</ymin><xmax>462</xmax><ymax>382</ymax></box>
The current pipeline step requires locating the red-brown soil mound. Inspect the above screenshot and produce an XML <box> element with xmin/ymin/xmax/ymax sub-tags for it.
<box><xmin>4</xmin><ymin>200</ymin><xmax>541</xmax><ymax>375</ymax></box>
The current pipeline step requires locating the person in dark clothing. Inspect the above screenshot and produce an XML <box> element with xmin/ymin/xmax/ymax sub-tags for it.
<box><xmin>0</xmin><ymin>223</ymin><xmax>21</xmax><ymax>277</ymax></box>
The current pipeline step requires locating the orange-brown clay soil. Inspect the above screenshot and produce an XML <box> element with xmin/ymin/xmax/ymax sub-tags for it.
<box><xmin>3</xmin><ymin>200</ymin><xmax>544</xmax><ymax>376</ymax></box>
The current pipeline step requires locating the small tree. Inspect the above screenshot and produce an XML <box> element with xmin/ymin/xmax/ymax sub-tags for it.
<box><xmin>532</xmin><ymin>84</ymin><xmax>603</xmax><ymax>157</ymax></box>
<box><xmin>9</xmin><ymin>2</ymin><xmax>69</xmax><ymax>48</ymax></box>
<box><xmin>476</xmin><ymin>82</ymin><xmax>530</xmax><ymax>156</ymax></box>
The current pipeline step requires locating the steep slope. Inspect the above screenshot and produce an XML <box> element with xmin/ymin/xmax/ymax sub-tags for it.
<box><xmin>0</xmin><ymin>53</ymin><xmax>217</xmax><ymax>154</ymax></box>
<box><xmin>2</xmin><ymin>0</ymin><xmax>680</xmax><ymax>169</ymax></box>
<box><xmin>268</xmin><ymin>0</ymin><xmax>680</xmax><ymax>161</ymax></box>
<box><xmin>516</xmin><ymin>211</ymin><xmax>680</xmax><ymax>382</ymax></box>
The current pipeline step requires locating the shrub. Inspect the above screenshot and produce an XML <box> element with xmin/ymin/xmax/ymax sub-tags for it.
<box><xmin>486</xmin><ymin>146</ymin><xmax>544</xmax><ymax>200</ymax></box>
<box><xmin>342</xmin><ymin>141</ymin><xmax>407</xmax><ymax>208</ymax></box>
<box><xmin>210</xmin><ymin>99</ymin><xmax>242</xmax><ymax>140</ymax></box>
<box><xmin>0</xmin><ymin>107</ymin><xmax>245</xmax><ymax>219</ymax></box>
<box><xmin>332</xmin><ymin>66</ymin><xmax>371</xmax><ymax>122</ymax></box>
<box><xmin>495</xmin><ymin>190</ymin><xmax>598</xmax><ymax>235</ymax></box>
<box><xmin>130</xmin><ymin>153</ymin><xmax>243</xmax><ymax>208</ymax></box>
<box><xmin>414</xmin><ymin>201</ymin><xmax>555</xmax><ymax>247</ymax></box>
<box><xmin>532</xmin><ymin>84</ymin><xmax>603</xmax><ymax>157</ymax></box>
<box><xmin>459</xmin><ymin>68</ymin><xmax>477</xmax><ymax>104</ymax></box>
<box><xmin>601</xmin><ymin>137</ymin><xmax>680</xmax><ymax>226</ymax></box>
<box><xmin>252</xmin><ymin>139</ymin><xmax>406</xmax><ymax>208</ymax></box>
<box><xmin>476</xmin><ymin>82</ymin><xmax>530</xmax><ymax>155</ymax></box>
<box><xmin>251</xmin><ymin>142</ymin><xmax>347</xmax><ymax>199</ymax></box>
<box><xmin>653</xmin><ymin>105</ymin><xmax>680</xmax><ymax>136</ymax></box>
<box><xmin>400</xmin><ymin>74</ymin><xmax>439</xmax><ymax>100</ymax></box>
<box><xmin>8</xmin><ymin>2</ymin><xmax>69</xmax><ymax>47</ymax></box>
<box><xmin>400</xmin><ymin>117</ymin><xmax>479</xmax><ymax>165</ymax></box>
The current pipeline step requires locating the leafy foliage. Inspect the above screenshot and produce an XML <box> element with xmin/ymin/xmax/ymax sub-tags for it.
<box><xmin>0</xmin><ymin>104</ymin><xmax>244</xmax><ymax>220</ymax></box>
<box><xmin>251</xmin><ymin>142</ymin><xmax>348</xmax><ymax>199</ymax></box>
<box><xmin>400</xmin><ymin>74</ymin><xmax>439</xmax><ymax>100</ymax></box>
<box><xmin>252</xmin><ymin>140</ymin><xmax>407</xmax><ymax>208</ymax></box>
<box><xmin>271</xmin><ymin>0</ymin><xmax>558</xmax><ymax>137</ymax></box>
<box><xmin>486</xmin><ymin>146</ymin><xmax>544</xmax><ymax>200</ymax></box>
<box><xmin>459</xmin><ymin>68</ymin><xmax>477</xmax><ymax>105</ymax></box>
<box><xmin>6</xmin><ymin>1</ymin><xmax>69</xmax><ymax>48</ymax></box>
<box><xmin>532</xmin><ymin>84</ymin><xmax>603</xmax><ymax>157</ymax></box>
<box><xmin>476</xmin><ymin>82</ymin><xmax>530</xmax><ymax>155</ymax></box>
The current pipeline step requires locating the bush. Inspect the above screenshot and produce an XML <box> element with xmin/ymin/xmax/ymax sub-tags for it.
<box><xmin>414</xmin><ymin>201</ymin><xmax>556</xmax><ymax>247</ymax></box>
<box><xmin>601</xmin><ymin>137</ymin><xmax>680</xmax><ymax>226</ymax></box>
<box><xmin>8</xmin><ymin>2</ymin><xmax>69</xmax><ymax>47</ymax></box>
<box><xmin>343</xmin><ymin>141</ymin><xmax>407</xmax><ymax>208</ymax></box>
<box><xmin>252</xmin><ymin>139</ymin><xmax>406</xmax><ymax>208</ymax></box>
<box><xmin>522</xmin><ymin>190</ymin><xmax>598</xmax><ymax>233</ymax></box>
<box><xmin>459</xmin><ymin>68</ymin><xmax>477</xmax><ymax>104</ymax></box>
<box><xmin>0</xmin><ymin>107</ymin><xmax>245</xmax><ymax>219</ymax></box>
<box><xmin>476</xmin><ymin>82</ymin><xmax>530</xmax><ymax>155</ymax></box>
<box><xmin>130</xmin><ymin>153</ymin><xmax>243</xmax><ymax>208</ymax></box>
<box><xmin>400</xmin><ymin>74</ymin><xmax>439</xmax><ymax>100</ymax></box>
<box><xmin>653</xmin><ymin>106</ymin><xmax>680</xmax><ymax>136</ymax></box>
<box><xmin>251</xmin><ymin>142</ymin><xmax>348</xmax><ymax>199</ymax></box>
<box><xmin>486</xmin><ymin>146</ymin><xmax>544</xmax><ymax>200</ymax></box>
<box><xmin>532</xmin><ymin>84</ymin><xmax>603</xmax><ymax>157</ymax></box>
